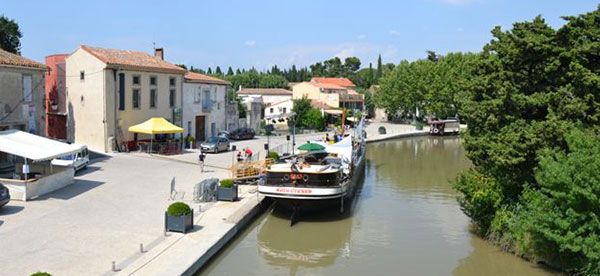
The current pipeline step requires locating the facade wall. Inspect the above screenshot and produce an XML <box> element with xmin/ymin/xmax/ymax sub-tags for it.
<box><xmin>45</xmin><ymin>55</ymin><xmax>68</xmax><ymax>139</ymax></box>
<box><xmin>113</xmin><ymin>70</ymin><xmax>183</xmax><ymax>143</ymax></box>
<box><xmin>66</xmin><ymin>48</ymin><xmax>184</xmax><ymax>152</ymax></box>
<box><xmin>65</xmin><ymin>48</ymin><xmax>108</xmax><ymax>151</ymax></box>
<box><xmin>259</xmin><ymin>95</ymin><xmax>290</xmax><ymax>105</ymax></box>
<box><xmin>182</xmin><ymin>82</ymin><xmax>228</xmax><ymax>141</ymax></box>
<box><xmin>0</xmin><ymin>66</ymin><xmax>45</xmax><ymax>135</ymax></box>
<box><xmin>265</xmin><ymin>100</ymin><xmax>293</xmax><ymax>118</ymax></box>
<box><xmin>292</xmin><ymin>82</ymin><xmax>341</xmax><ymax>108</ymax></box>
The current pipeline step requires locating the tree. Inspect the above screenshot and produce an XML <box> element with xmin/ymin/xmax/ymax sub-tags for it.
<box><xmin>175</xmin><ymin>64</ymin><xmax>187</xmax><ymax>70</ymax></box>
<box><xmin>207</xmin><ymin>67</ymin><xmax>212</xmax><ymax>75</ymax></box>
<box><xmin>376</xmin><ymin>54</ymin><xmax>383</xmax><ymax>82</ymax></box>
<box><xmin>426</xmin><ymin>50</ymin><xmax>439</xmax><ymax>62</ymax></box>
<box><xmin>292</xmin><ymin>96</ymin><xmax>312</xmax><ymax>127</ymax></box>
<box><xmin>310</xmin><ymin>62</ymin><xmax>325</xmax><ymax>77</ymax></box>
<box><xmin>0</xmin><ymin>15</ymin><xmax>22</xmax><ymax>54</ymax></box>
<box><xmin>514</xmin><ymin>129</ymin><xmax>600</xmax><ymax>275</ymax></box>
<box><xmin>343</xmin><ymin>57</ymin><xmax>361</xmax><ymax>73</ymax></box>
<box><xmin>226</xmin><ymin>66</ymin><xmax>234</xmax><ymax>76</ymax></box>
<box><xmin>235</xmin><ymin>68</ymin><xmax>241</xmax><ymax>75</ymax></box>
<box><xmin>453</xmin><ymin>7</ymin><xmax>600</xmax><ymax>275</ymax></box>
<box><xmin>258</xmin><ymin>74</ymin><xmax>288</xmax><ymax>88</ymax></box>
<box><xmin>215</xmin><ymin>66</ymin><xmax>222</xmax><ymax>76</ymax></box>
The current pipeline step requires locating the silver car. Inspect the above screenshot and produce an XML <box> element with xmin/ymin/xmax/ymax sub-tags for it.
<box><xmin>200</xmin><ymin>136</ymin><xmax>230</xmax><ymax>153</ymax></box>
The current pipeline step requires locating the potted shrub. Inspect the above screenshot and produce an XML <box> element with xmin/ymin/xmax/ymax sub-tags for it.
<box><xmin>218</xmin><ymin>179</ymin><xmax>238</xmax><ymax>201</ymax></box>
<box><xmin>378</xmin><ymin>126</ymin><xmax>387</xmax><ymax>134</ymax></box>
<box><xmin>185</xmin><ymin>135</ymin><xmax>196</xmax><ymax>149</ymax></box>
<box><xmin>414</xmin><ymin>122</ymin><xmax>426</xmax><ymax>130</ymax></box>
<box><xmin>267</xmin><ymin>151</ymin><xmax>279</xmax><ymax>161</ymax></box>
<box><xmin>165</xmin><ymin>202</ymin><xmax>194</xmax><ymax>234</ymax></box>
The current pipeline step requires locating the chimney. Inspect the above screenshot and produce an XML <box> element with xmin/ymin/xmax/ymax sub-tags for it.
<box><xmin>154</xmin><ymin>47</ymin><xmax>164</xmax><ymax>60</ymax></box>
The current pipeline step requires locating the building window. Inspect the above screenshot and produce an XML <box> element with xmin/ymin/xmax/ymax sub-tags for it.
<box><xmin>169</xmin><ymin>89</ymin><xmax>176</xmax><ymax>108</ymax></box>
<box><xmin>133</xmin><ymin>75</ymin><xmax>140</xmax><ymax>85</ymax></box>
<box><xmin>23</xmin><ymin>75</ymin><xmax>32</xmax><ymax>102</ymax></box>
<box><xmin>133</xmin><ymin>89</ymin><xmax>140</xmax><ymax>109</ymax></box>
<box><xmin>270</xmin><ymin>108</ymin><xmax>274</xmax><ymax>113</ymax></box>
<box><xmin>80</xmin><ymin>71</ymin><xmax>85</xmax><ymax>81</ymax></box>
<box><xmin>150</xmin><ymin>76</ymin><xmax>157</xmax><ymax>86</ymax></box>
<box><xmin>150</xmin><ymin>89</ymin><xmax>157</xmax><ymax>108</ymax></box>
<box><xmin>194</xmin><ymin>87</ymin><xmax>202</xmax><ymax>103</ymax></box>
<box><xmin>283</xmin><ymin>107</ymin><xmax>287</xmax><ymax>114</ymax></box>
<box><xmin>203</xmin><ymin>89</ymin><xmax>211</xmax><ymax>108</ymax></box>
<box><xmin>169</xmin><ymin>77</ymin><xmax>176</xmax><ymax>86</ymax></box>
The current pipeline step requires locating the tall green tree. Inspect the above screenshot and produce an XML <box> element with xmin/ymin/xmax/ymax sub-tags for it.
<box><xmin>376</xmin><ymin>54</ymin><xmax>383</xmax><ymax>82</ymax></box>
<box><xmin>226</xmin><ymin>66</ymin><xmax>234</xmax><ymax>76</ymax></box>
<box><xmin>453</xmin><ymin>7</ymin><xmax>600</xmax><ymax>275</ymax></box>
<box><xmin>207</xmin><ymin>67</ymin><xmax>212</xmax><ymax>75</ymax></box>
<box><xmin>215</xmin><ymin>66</ymin><xmax>222</xmax><ymax>76</ymax></box>
<box><xmin>0</xmin><ymin>15</ymin><xmax>22</xmax><ymax>54</ymax></box>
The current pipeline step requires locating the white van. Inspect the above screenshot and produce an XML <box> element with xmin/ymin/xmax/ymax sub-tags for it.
<box><xmin>51</xmin><ymin>145</ymin><xmax>89</xmax><ymax>171</ymax></box>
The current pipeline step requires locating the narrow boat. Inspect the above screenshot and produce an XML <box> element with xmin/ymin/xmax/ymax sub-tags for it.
<box><xmin>258</xmin><ymin>117</ymin><xmax>366</xmax><ymax>222</ymax></box>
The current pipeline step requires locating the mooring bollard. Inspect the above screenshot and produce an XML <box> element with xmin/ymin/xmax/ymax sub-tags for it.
<box><xmin>140</xmin><ymin>243</ymin><xmax>145</xmax><ymax>253</ymax></box>
<box><xmin>112</xmin><ymin>261</ymin><xmax>118</xmax><ymax>272</ymax></box>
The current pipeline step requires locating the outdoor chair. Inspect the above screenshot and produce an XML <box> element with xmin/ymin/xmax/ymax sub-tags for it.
<box><xmin>169</xmin><ymin>177</ymin><xmax>185</xmax><ymax>200</ymax></box>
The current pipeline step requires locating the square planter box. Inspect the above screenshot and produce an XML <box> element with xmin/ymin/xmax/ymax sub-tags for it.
<box><xmin>165</xmin><ymin>210</ymin><xmax>194</xmax><ymax>234</ymax></box>
<box><xmin>218</xmin><ymin>184</ymin><xmax>238</xmax><ymax>201</ymax></box>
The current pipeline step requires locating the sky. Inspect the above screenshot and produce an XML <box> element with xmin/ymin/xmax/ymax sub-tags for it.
<box><xmin>1</xmin><ymin>0</ymin><xmax>597</xmax><ymax>71</ymax></box>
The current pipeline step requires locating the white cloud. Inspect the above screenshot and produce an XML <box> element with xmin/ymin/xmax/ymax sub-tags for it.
<box><xmin>244</xmin><ymin>40</ymin><xmax>256</xmax><ymax>47</ymax></box>
<box><xmin>389</xmin><ymin>30</ymin><xmax>401</xmax><ymax>36</ymax></box>
<box><xmin>357</xmin><ymin>34</ymin><xmax>367</xmax><ymax>40</ymax></box>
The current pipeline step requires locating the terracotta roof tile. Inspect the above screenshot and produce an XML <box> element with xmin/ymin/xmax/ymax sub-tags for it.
<box><xmin>303</xmin><ymin>82</ymin><xmax>347</xmax><ymax>90</ymax></box>
<box><xmin>185</xmin><ymin>72</ymin><xmax>230</xmax><ymax>85</ymax></box>
<box><xmin>238</xmin><ymin>88</ymin><xmax>292</xmax><ymax>95</ymax></box>
<box><xmin>0</xmin><ymin>49</ymin><xmax>45</xmax><ymax>69</ymax></box>
<box><xmin>81</xmin><ymin>45</ymin><xmax>185</xmax><ymax>74</ymax></box>
<box><xmin>311</xmin><ymin>77</ymin><xmax>355</xmax><ymax>87</ymax></box>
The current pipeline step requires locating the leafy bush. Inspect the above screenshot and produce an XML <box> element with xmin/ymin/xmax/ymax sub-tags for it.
<box><xmin>167</xmin><ymin>202</ymin><xmax>191</xmax><ymax>217</ymax></box>
<box><xmin>453</xmin><ymin>169</ymin><xmax>503</xmax><ymax>236</ymax></box>
<box><xmin>378</xmin><ymin>126</ymin><xmax>386</xmax><ymax>134</ymax></box>
<box><xmin>509</xmin><ymin>130</ymin><xmax>600</xmax><ymax>274</ymax></box>
<box><xmin>220</xmin><ymin>179</ymin><xmax>235</xmax><ymax>188</ymax></box>
<box><xmin>267</xmin><ymin>151</ymin><xmax>279</xmax><ymax>160</ymax></box>
<box><xmin>31</xmin><ymin>272</ymin><xmax>52</xmax><ymax>276</ymax></box>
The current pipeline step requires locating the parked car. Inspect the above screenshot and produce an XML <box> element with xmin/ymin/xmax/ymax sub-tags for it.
<box><xmin>200</xmin><ymin>137</ymin><xmax>230</xmax><ymax>153</ymax></box>
<box><xmin>229</xmin><ymin>128</ymin><xmax>256</xmax><ymax>140</ymax></box>
<box><xmin>0</xmin><ymin>183</ymin><xmax>10</xmax><ymax>208</ymax></box>
<box><xmin>217</xmin><ymin>131</ymin><xmax>230</xmax><ymax>139</ymax></box>
<box><xmin>51</xmin><ymin>145</ymin><xmax>89</xmax><ymax>171</ymax></box>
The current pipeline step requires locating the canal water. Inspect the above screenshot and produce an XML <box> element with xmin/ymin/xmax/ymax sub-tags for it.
<box><xmin>199</xmin><ymin>136</ymin><xmax>558</xmax><ymax>276</ymax></box>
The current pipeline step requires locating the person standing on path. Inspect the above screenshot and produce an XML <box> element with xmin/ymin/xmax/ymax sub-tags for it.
<box><xmin>198</xmin><ymin>152</ymin><xmax>206</xmax><ymax>172</ymax></box>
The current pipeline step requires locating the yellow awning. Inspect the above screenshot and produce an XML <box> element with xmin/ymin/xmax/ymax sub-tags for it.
<box><xmin>128</xmin><ymin>117</ymin><xmax>184</xmax><ymax>134</ymax></box>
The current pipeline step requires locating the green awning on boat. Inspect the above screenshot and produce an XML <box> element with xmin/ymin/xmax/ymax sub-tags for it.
<box><xmin>298</xmin><ymin>143</ymin><xmax>326</xmax><ymax>151</ymax></box>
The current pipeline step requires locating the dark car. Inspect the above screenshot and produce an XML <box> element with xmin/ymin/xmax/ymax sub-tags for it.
<box><xmin>217</xmin><ymin>131</ymin><xmax>230</xmax><ymax>140</ymax></box>
<box><xmin>0</xmin><ymin>184</ymin><xmax>10</xmax><ymax>208</ymax></box>
<box><xmin>229</xmin><ymin>128</ymin><xmax>256</xmax><ymax>140</ymax></box>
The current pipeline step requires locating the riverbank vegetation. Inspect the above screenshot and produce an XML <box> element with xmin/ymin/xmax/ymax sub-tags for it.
<box><xmin>453</xmin><ymin>7</ymin><xmax>600</xmax><ymax>275</ymax></box>
<box><xmin>373</xmin><ymin>5</ymin><xmax>600</xmax><ymax>275</ymax></box>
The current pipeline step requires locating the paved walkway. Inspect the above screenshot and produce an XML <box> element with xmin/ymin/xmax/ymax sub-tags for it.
<box><xmin>0</xmin><ymin>152</ymin><xmax>231</xmax><ymax>276</ymax></box>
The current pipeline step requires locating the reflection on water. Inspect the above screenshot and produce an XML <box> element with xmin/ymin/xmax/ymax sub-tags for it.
<box><xmin>199</xmin><ymin>136</ymin><xmax>557</xmax><ymax>276</ymax></box>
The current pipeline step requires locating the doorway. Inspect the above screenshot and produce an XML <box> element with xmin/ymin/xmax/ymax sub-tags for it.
<box><xmin>195</xmin><ymin>115</ymin><xmax>206</xmax><ymax>143</ymax></box>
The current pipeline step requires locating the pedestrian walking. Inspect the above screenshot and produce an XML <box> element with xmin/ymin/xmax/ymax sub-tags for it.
<box><xmin>198</xmin><ymin>152</ymin><xmax>206</xmax><ymax>172</ymax></box>
<box><xmin>244</xmin><ymin>148</ymin><xmax>253</xmax><ymax>161</ymax></box>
